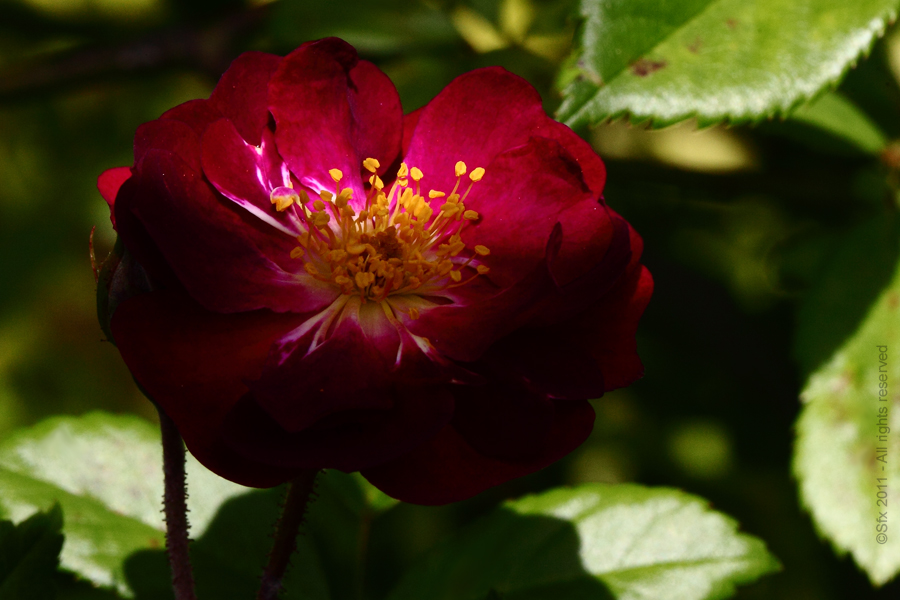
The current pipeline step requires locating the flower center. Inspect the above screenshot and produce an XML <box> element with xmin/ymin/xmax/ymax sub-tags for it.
<box><xmin>270</xmin><ymin>158</ymin><xmax>491</xmax><ymax>312</ymax></box>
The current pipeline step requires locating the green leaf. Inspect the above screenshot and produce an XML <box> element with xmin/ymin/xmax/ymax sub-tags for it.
<box><xmin>558</xmin><ymin>0</ymin><xmax>900</xmax><ymax>128</ymax></box>
<box><xmin>790</xmin><ymin>92</ymin><xmax>889</xmax><ymax>155</ymax></box>
<box><xmin>0</xmin><ymin>412</ymin><xmax>248</xmax><ymax>596</ymax></box>
<box><xmin>794</xmin><ymin>231</ymin><xmax>900</xmax><ymax>585</ymax></box>
<box><xmin>387</xmin><ymin>484</ymin><xmax>779</xmax><ymax>600</ymax></box>
<box><xmin>0</xmin><ymin>504</ymin><xmax>64</xmax><ymax>600</ymax></box>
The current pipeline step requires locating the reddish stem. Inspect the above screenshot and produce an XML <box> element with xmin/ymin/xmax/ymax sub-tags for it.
<box><xmin>158</xmin><ymin>407</ymin><xmax>198</xmax><ymax>600</ymax></box>
<box><xmin>257</xmin><ymin>470</ymin><xmax>320</xmax><ymax>600</ymax></box>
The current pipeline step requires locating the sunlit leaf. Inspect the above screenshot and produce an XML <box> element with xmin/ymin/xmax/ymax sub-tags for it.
<box><xmin>795</xmin><ymin>236</ymin><xmax>900</xmax><ymax>585</ymax></box>
<box><xmin>0</xmin><ymin>412</ymin><xmax>247</xmax><ymax>595</ymax></box>
<box><xmin>558</xmin><ymin>0</ymin><xmax>899</xmax><ymax>128</ymax></box>
<box><xmin>387</xmin><ymin>484</ymin><xmax>779</xmax><ymax>600</ymax></box>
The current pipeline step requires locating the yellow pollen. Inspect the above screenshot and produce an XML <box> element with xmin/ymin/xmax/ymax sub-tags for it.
<box><xmin>288</xmin><ymin>159</ymin><xmax>491</xmax><ymax>301</ymax></box>
<box><xmin>408</xmin><ymin>307</ymin><xmax>420</xmax><ymax>320</ymax></box>
<box><xmin>270</xmin><ymin>188</ymin><xmax>299</xmax><ymax>212</ymax></box>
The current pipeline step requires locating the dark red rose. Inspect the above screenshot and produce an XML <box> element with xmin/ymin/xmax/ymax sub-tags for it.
<box><xmin>96</xmin><ymin>38</ymin><xmax>652</xmax><ymax>505</ymax></box>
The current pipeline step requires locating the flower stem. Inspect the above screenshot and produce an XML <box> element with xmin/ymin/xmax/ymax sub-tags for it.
<box><xmin>158</xmin><ymin>406</ymin><xmax>198</xmax><ymax>600</ymax></box>
<box><xmin>258</xmin><ymin>470</ymin><xmax>320</xmax><ymax>600</ymax></box>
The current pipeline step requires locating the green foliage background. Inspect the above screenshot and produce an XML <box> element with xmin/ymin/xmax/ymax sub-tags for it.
<box><xmin>2</xmin><ymin>0</ymin><xmax>900</xmax><ymax>598</ymax></box>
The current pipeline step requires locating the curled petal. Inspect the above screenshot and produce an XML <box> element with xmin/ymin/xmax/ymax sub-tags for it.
<box><xmin>209</xmin><ymin>51</ymin><xmax>282</xmax><ymax>145</ymax></box>
<box><xmin>130</xmin><ymin>149</ymin><xmax>338</xmax><ymax>313</ymax></box>
<box><xmin>201</xmin><ymin>119</ymin><xmax>302</xmax><ymax>237</ymax></box>
<box><xmin>96</xmin><ymin>166</ymin><xmax>131</xmax><ymax>228</ymax></box>
<box><xmin>268</xmin><ymin>38</ymin><xmax>402</xmax><ymax>207</ymax></box>
<box><xmin>460</xmin><ymin>136</ymin><xmax>591</xmax><ymax>288</ymax></box>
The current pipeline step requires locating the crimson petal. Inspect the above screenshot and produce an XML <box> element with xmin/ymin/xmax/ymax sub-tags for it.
<box><xmin>111</xmin><ymin>290</ymin><xmax>307</xmax><ymax>487</ymax></box>
<box><xmin>221</xmin><ymin>385</ymin><xmax>454</xmax><ymax>472</ymax></box>
<box><xmin>131</xmin><ymin>149</ymin><xmax>337</xmax><ymax>313</ymax></box>
<box><xmin>97</xmin><ymin>166</ymin><xmax>131</xmax><ymax>228</ymax></box>
<box><xmin>268</xmin><ymin>38</ymin><xmax>402</xmax><ymax>208</ymax></box>
<box><xmin>209</xmin><ymin>51</ymin><xmax>282</xmax><ymax>146</ymax></box>
<box><xmin>362</xmin><ymin>399</ymin><xmax>594</xmax><ymax>505</ymax></box>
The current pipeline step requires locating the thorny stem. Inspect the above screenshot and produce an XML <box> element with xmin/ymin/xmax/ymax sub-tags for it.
<box><xmin>258</xmin><ymin>470</ymin><xmax>321</xmax><ymax>600</ymax></box>
<box><xmin>158</xmin><ymin>406</ymin><xmax>197</xmax><ymax>600</ymax></box>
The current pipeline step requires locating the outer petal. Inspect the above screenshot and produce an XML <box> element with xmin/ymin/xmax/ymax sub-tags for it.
<box><xmin>110</xmin><ymin>290</ymin><xmax>307</xmax><ymax>487</ymax></box>
<box><xmin>97</xmin><ymin>166</ymin><xmax>131</xmax><ymax>228</ymax></box>
<box><xmin>268</xmin><ymin>38</ymin><xmax>402</xmax><ymax>206</ymax></box>
<box><xmin>134</xmin><ymin>118</ymin><xmax>201</xmax><ymax>171</ymax></box>
<box><xmin>130</xmin><ymin>149</ymin><xmax>338</xmax><ymax>313</ymax></box>
<box><xmin>403</xmin><ymin>67</ymin><xmax>546</xmax><ymax>194</ymax></box>
<box><xmin>220</xmin><ymin>385</ymin><xmax>454</xmax><ymax>472</ymax></box>
<box><xmin>585</xmin><ymin>265</ymin><xmax>654</xmax><ymax>392</ymax></box>
<box><xmin>208</xmin><ymin>51</ymin><xmax>282</xmax><ymax>146</ymax></box>
<box><xmin>362</xmin><ymin>398</ymin><xmax>594</xmax><ymax>505</ymax></box>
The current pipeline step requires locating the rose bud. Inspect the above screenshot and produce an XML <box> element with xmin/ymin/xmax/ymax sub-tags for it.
<box><xmin>96</xmin><ymin>38</ymin><xmax>652</xmax><ymax>505</ymax></box>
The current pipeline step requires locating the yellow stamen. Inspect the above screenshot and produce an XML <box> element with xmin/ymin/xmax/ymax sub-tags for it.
<box><xmin>287</xmin><ymin>158</ymin><xmax>490</xmax><ymax>301</ymax></box>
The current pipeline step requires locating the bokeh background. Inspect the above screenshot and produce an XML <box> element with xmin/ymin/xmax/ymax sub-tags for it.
<box><xmin>2</xmin><ymin>0</ymin><xmax>900</xmax><ymax>597</ymax></box>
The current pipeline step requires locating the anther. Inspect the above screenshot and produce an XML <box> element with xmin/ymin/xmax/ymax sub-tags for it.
<box><xmin>363</xmin><ymin>158</ymin><xmax>380</xmax><ymax>173</ymax></box>
<box><xmin>329</xmin><ymin>169</ymin><xmax>343</xmax><ymax>182</ymax></box>
<box><xmin>474</xmin><ymin>245</ymin><xmax>490</xmax><ymax>256</ymax></box>
<box><xmin>429</xmin><ymin>190</ymin><xmax>445</xmax><ymax>199</ymax></box>
<box><xmin>463</xmin><ymin>210</ymin><xmax>479</xmax><ymax>220</ymax></box>
<box><xmin>410</xmin><ymin>167</ymin><xmax>423</xmax><ymax>181</ymax></box>
<box><xmin>469</xmin><ymin>167</ymin><xmax>485</xmax><ymax>182</ymax></box>
<box><xmin>455</xmin><ymin>161</ymin><xmax>467</xmax><ymax>177</ymax></box>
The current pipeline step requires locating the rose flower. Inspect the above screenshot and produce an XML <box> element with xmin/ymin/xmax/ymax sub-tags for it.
<box><xmin>96</xmin><ymin>38</ymin><xmax>652</xmax><ymax>505</ymax></box>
